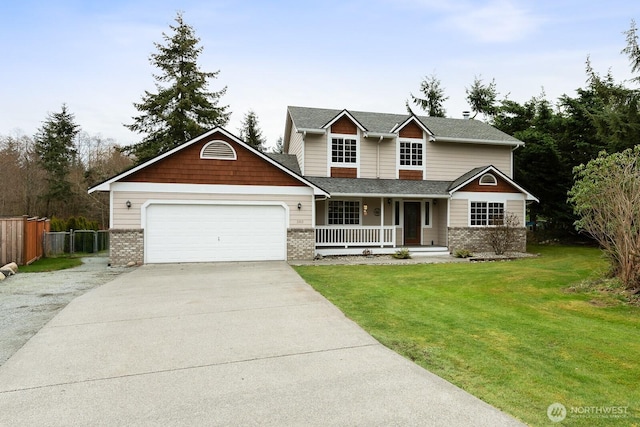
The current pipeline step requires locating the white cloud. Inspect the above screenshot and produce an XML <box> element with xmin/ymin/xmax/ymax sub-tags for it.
<box><xmin>394</xmin><ymin>0</ymin><xmax>541</xmax><ymax>43</ymax></box>
<box><xmin>444</xmin><ymin>0</ymin><xmax>540</xmax><ymax>43</ymax></box>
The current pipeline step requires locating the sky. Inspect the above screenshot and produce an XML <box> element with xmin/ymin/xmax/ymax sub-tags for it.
<box><xmin>2</xmin><ymin>0</ymin><xmax>640</xmax><ymax>151</ymax></box>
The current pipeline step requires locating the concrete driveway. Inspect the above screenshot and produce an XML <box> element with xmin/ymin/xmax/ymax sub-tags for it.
<box><xmin>0</xmin><ymin>262</ymin><xmax>524</xmax><ymax>426</ymax></box>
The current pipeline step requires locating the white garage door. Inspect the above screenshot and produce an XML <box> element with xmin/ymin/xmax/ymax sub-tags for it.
<box><xmin>145</xmin><ymin>203</ymin><xmax>287</xmax><ymax>263</ymax></box>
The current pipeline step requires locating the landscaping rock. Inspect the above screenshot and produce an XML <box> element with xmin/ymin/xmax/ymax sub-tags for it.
<box><xmin>0</xmin><ymin>272</ymin><xmax>5</xmax><ymax>281</ymax></box>
<box><xmin>0</xmin><ymin>269</ymin><xmax>13</xmax><ymax>277</ymax></box>
<box><xmin>126</xmin><ymin>261</ymin><xmax>136</xmax><ymax>267</ymax></box>
<box><xmin>1</xmin><ymin>263</ymin><xmax>18</xmax><ymax>274</ymax></box>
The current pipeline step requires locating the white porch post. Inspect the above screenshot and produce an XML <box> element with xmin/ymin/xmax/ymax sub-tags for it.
<box><xmin>380</xmin><ymin>197</ymin><xmax>384</xmax><ymax>247</ymax></box>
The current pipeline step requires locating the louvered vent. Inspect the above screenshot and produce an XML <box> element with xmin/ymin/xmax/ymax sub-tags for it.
<box><xmin>200</xmin><ymin>140</ymin><xmax>237</xmax><ymax>160</ymax></box>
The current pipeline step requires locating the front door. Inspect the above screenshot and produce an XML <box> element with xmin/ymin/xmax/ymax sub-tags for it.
<box><xmin>403</xmin><ymin>202</ymin><xmax>421</xmax><ymax>245</ymax></box>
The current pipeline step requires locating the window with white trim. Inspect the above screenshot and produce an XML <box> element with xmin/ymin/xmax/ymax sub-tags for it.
<box><xmin>331</xmin><ymin>138</ymin><xmax>357</xmax><ymax>163</ymax></box>
<box><xmin>424</xmin><ymin>201</ymin><xmax>430</xmax><ymax>226</ymax></box>
<box><xmin>328</xmin><ymin>200</ymin><xmax>360</xmax><ymax>225</ymax></box>
<box><xmin>479</xmin><ymin>173</ymin><xmax>497</xmax><ymax>185</ymax></box>
<box><xmin>399</xmin><ymin>141</ymin><xmax>423</xmax><ymax>166</ymax></box>
<box><xmin>470</xmin><ymin>202</ymin><xmax>504</xmax><ymax>226</ymax></box>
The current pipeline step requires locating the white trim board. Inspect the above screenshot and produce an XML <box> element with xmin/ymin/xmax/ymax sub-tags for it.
<box><xmin>140</xmin><ymin>200</ymin><xmax>291</xmax><ymax>229</ymax></box>
<box><xmin>111</xmin><ymin>182</ymin><xmax>316</xmax><ymax>196</ymax></box>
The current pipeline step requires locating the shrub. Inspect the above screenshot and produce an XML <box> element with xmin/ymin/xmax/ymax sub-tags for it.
<box><xmin>393</xmin><ymin>248</ymin><xmax>411</xmax><ymax>259</ymax></box>
<box><xmin>487</xmin><ymin>212</ymin><xmax>520</xmax><ymax>255</ymax></box>
<box><xmin>454</xmin><ymin>248</ymin><xmax>473</xmax><ymax>258</ymax></box>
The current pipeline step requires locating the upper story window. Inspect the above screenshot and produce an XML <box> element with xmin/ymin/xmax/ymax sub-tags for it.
<box><xmin>470</xmin><ymin>201</ymin><xmax>504</xmax><ymax>226</ymax></box>
<box><xmin>399</xmin><ymin>140</ymin><xmax>423</xmax><ymax>167</ymax></box>
<box><xmin>479</xmin><ymin>173</ymin><xmax>497</xmax><ymax>185</ymax></box>
<box><xmin>328</xmin><ymin>200</ymin><xmax>360</xmax><ymax>225</ymax></box>
<box><xmin>332</xmin><ymin>137</ymin><xmax>357</xmax><ymax>163</ymax></box>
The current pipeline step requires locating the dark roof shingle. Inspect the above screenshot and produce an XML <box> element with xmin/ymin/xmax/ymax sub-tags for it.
<box><xmin>304</xmin><ymin>176</ymin><xmax>452</xmax><ymax>196</ymax></box>
<box><xmin>288</xmin><ymin>106</ymin><xmax>521</xmax><ymax>144</ymax></box>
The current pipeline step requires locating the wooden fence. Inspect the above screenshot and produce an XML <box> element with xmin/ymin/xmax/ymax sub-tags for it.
<box><xmin>0</xmin><ymin>216</ymin><xmax>50</xmax><ymax>266</ymax></box>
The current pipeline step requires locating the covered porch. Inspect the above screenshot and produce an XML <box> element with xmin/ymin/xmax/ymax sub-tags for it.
<box><xmin>313</xmin><ymin>195</ymin><xmax>450</xmax><ymax>256</ymax></box>
<box><xmin>306</xmin><ymin>176</ymin><xmax>453</xmax><ymax>257</ymax></box>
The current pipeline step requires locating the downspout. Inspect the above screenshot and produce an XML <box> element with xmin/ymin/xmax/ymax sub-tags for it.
<box><xmin>510</xmin><ymin>144</ymin><xmax>520</xmax><ymax>178</ymax></box>
<box><xmin>376</xmin><ymin>136</ymin><xmax>383</xmax><ymax>178</ymax></box>
<box><xmin>301</xmin><ymin>131</ymin><xmax>306</xmax><ymax>176</ymax></box>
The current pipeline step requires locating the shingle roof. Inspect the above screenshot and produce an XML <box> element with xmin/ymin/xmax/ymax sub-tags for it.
<box><xmin>304</xmin><ymin>176</ymin><xmax>452</xmax><ymax>197</ymax></box>
<box><xmin>266</xmin><ymin>153</ymin><xmax>301</xmax><ymax>174</ymax></box>
<box><xmin>288</xmin><ymin>106</ymin><xmax>521</xmax><ymax>144</ymax></box>
<box><xmin>447</xmin><ymin>166</ymin><xmax>489</xmax><ymax>191</ymax></box>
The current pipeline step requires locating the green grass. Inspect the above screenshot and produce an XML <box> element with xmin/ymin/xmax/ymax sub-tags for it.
<box><xmin>19</xmin><ymin>256</ymin><xmax>83</xmax><ymax>272</ymax></box>
<box><xmin>294</xmin><ymin>246</ymin><xmax>640</xmax><ymax>426</ymax></box>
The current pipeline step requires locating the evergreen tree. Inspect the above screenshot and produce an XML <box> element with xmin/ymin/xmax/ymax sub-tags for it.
<box><xmin>272</xmin><ymin>136</ymin><xmax>284</xmax><ymax>154</ymax></box>
<box><xmin>126</xmin><ymin>12</ymin><xmax>230</xmax><ymax>163</ymax></box>
<box><xmin>410</xmin><ymin>74</ymin><xmax>448</xmax><ymax>117</ymax></box>
<box><xmin>34</xmin><ymin>104</ymin><xmax>80</xmax><ymax>216</ymax></box>
<box><xmin>239</xmin><ymin>110</ymin><xmax>266</xmax><ymax>152</ymax></box>
<box><xmin>465</xmin><ymin>76</ymin><xmax>498</xmax><ymax>119</ymax></box>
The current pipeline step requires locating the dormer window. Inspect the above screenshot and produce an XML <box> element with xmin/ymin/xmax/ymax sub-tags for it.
<box><xmin>479</xmin><ymin>173</ymin><xmax>497</xmax><ymax>185</ymax></box>
<box><xmin>399</xmin><ymin>141</ymin><xmax>423</xmax><ymax>167</ymax></box>
<box><xmin>331</xmin><ymin>137</ymin><xmax>357</xmax><ymax>163</ymax></box>
<box><xmin>200</xmin><ymin>140</ymin><xmax>236</xmax><ymax>160</ymax></box>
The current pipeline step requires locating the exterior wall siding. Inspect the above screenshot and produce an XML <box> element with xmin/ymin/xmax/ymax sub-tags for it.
<box><xmin>111</xmin><ymin>190</ymin><xmax>314</xmax><ymax>229</ymax></box>
<box><xmin>399</xmin><ymin>170</ymin><xmax>423</xmax><ymax>180</ymax></box>
<box><xmin>449</xmin><ymin>199</ymin><xmax>468</xmax><ymax>227</ymax></box>
<box><xmin>331</xmin><ymin>167</ymin><xmax>357</xmax><ymax>178</ymax></box>
<box><xmin>360</xmin><ymin>139</ymin><xmax>378</xmax><ymax>179</ymax></box>
<box><xmin>379</xmin><ymin>140</ymin><xmax>396</xmax><ymax>179</ymax></box>
<box><xmin>426</xmin><ymin>142</ymin><xmax>512</xmax><ymax>180</ymax></box>
<box><xmin>399</xmin><ymin>122</ymin><xmax>423</xmax><ymax>138</ymax></box>
<box><xmin>302</xmin><ymin>134</ymin><xmax>327</xmax><ymax>176</ymax></box>
<box><xmin>459</xmin><ymin>175</ymin><xmax>520</xmax><ymax>193</ymax></box>
<box><xmin>122</xmin><ymin>132</ymin><xmax>304</xmax><ymax>187</ymax></box>
<box><xmin>288</xmin><ymin>130</ymin><xmax>304</xmax><ymax>173</ymax></box>
<box><xmin>507</xmin><ymin>199</ymin><xmax>526</xmax><ymax>225</ymax></box>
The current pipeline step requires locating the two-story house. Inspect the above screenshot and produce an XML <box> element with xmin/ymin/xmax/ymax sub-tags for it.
<box><xmin>89</xmin><ymin>106</ymin><xmax>536</xmax><ymax>266</ymax></box>
<box><xmin>282</xmin><ymin>106</ymin><xmax>537</xmax><ymax>256</ymax></box>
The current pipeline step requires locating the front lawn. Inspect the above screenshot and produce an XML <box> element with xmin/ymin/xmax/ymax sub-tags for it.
<box><xmin>19</xmin><ymin>256</ymin><xmax>83</xmax><ymax>272</ymax></box>
<box><xmin>294</xmin><ymin>246</ymin><xmax>639</xmax><ymax>426</ymax></box>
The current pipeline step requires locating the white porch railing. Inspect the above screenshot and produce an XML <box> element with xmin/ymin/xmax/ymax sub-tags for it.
<box><xmin>315</xmin><ymin>226</ymin><xmax>396</xmax><ymax>248</ymax></box>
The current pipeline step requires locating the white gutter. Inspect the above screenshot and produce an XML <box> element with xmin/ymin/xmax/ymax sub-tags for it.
<box><xmin>330</xmin><ymin>193</ymin><xmax>451</xmax><ymax>199</ymax></box>
<box><xmin>363</xmin><ymin>132</ymin><xmax>396</xmax><ymax>139</ymax></box>
<box><xmin>433</xmin><ymin>136</ymin><xmax>523</xmax><ymax>146</ymax></box>
<box><xmin>296</xmin><ymin>128</ymin><xmax>326</xmax><ymax>135</ymax></box>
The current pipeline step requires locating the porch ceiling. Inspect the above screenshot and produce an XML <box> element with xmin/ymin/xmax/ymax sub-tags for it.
<box><xmin>306</xmin><ymin>176</ymin><xmax>451</xmax><ymax>198</ymax></box>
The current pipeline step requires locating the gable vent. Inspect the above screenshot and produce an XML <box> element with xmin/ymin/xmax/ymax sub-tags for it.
<box><xmin>200</xmin><ymin>140</ymin><xmax>237</xmax><ymax>160</ymax></box>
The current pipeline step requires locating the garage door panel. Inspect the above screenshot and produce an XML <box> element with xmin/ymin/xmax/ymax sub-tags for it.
<box><xmin>146</xmin><ymin>204</ymin><xmax>286</xmax><ymax>263</ymax></box>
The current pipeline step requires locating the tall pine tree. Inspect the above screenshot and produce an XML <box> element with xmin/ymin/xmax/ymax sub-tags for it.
<box><xmin>126</xmin><ymin>12</ymin><xmax>230</xmax><ymax>163</ymax></box>
<box><xmin>409</xmin><ymin>74</ymin><xmax>448</xmax><ymax>117</ymax></box>
<box><xmin>239</xmin><ymin>110</ymin><xmax>266</xmax><ymax>152</ymax></box>
<box><xmin>35</xmin><ymin>104</ymin><xmax>80</xmax><ymax>216</ymax></box>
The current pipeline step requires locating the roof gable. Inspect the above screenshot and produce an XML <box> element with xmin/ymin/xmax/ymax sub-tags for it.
<box><xmin>287</xmin><ymin>106</ymin><xmax>522</xmax><ymax>146</ymax></box>
<box><xmin>89</xmin><ymin>127</ymin><xmax>328</xmax><ymax>196</ymax></box>
<box><xmin>448</xmin><ymin>165</ymin><xmax>538</xmax><ymax>201</ymax></box>
<box><xmin>323</xmin><ymin>109</ymin><xmax>366</xmax><ymax>132</ymax></box>
<box><xmin>395</xmin><ymin>116</ymin><xmax>431</xmax><ymax>138</ymax></box>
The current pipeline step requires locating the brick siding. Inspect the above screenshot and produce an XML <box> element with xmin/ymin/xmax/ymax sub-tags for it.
<box><xmin>287</xmin><ymin>228</ymin><xmax>315</xmax><ymax>260</ymax></box>
<box><xmin>110</xmin><ymin>229</ymin><xmax>144</xmax><ymax>267</ymax></box>
<box><xmin>448</xmin><ymin>227</ymin><xmax>527</xmax><ymax>254</ymax></box>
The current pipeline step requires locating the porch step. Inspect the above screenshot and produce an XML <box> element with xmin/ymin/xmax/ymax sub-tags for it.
<box><xmin>316</xmin><ymin>246</ymin><xmax>450</xmax><ymax>257</ymax></box>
